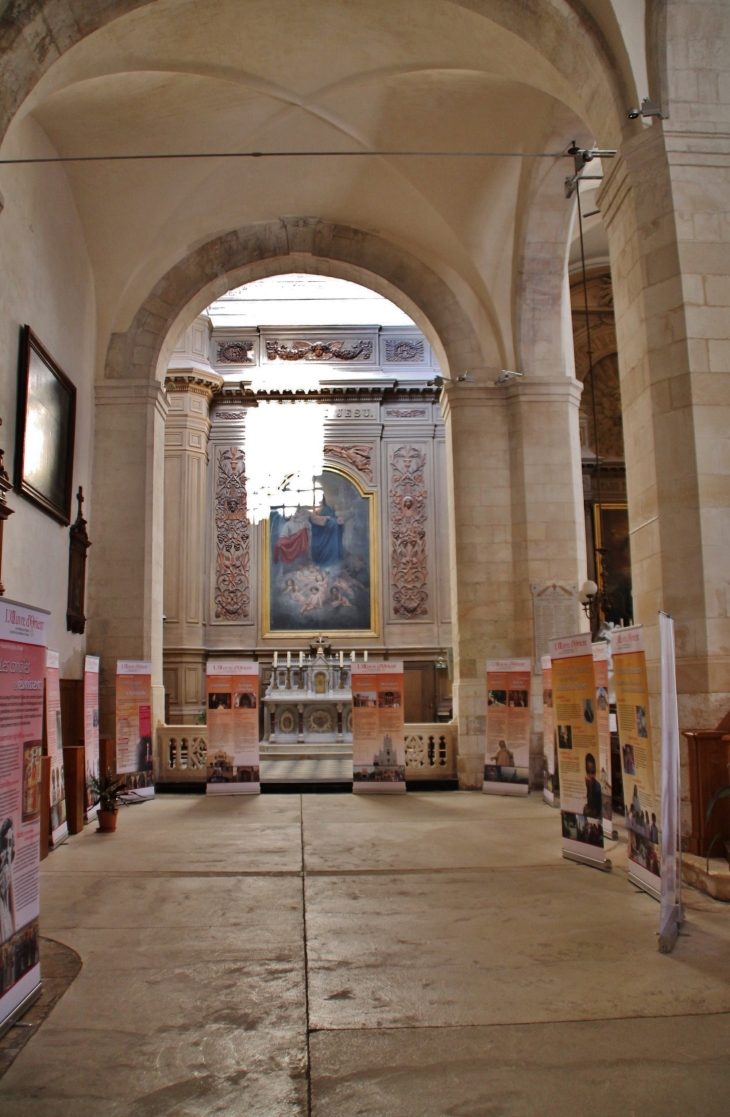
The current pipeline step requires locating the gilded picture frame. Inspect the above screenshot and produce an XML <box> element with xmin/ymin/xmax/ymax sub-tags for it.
<box><xmin>15</xmin><ymin>326</ymin><xmax>76</xmax><ymax>525</ymax></box>
<box><xmin>261</xmin><ymin>464</ymin><xmax>379</xmax><ymax>638</ymax></box>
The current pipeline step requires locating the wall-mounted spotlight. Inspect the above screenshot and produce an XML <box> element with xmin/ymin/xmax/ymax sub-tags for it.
<box><xmin>628</xmin><ymin>98</ymin><xmax>666</xmax><ymax>120</ymax></box>
<box><xmin>495</xmin><ymin>370</ymin><xmax>523</xmax><ymax>386</ymax></box>
<box><xmin>456</xmin><ymin>371</ymin><xmax>474</xmax><ymax>382</ymax></box>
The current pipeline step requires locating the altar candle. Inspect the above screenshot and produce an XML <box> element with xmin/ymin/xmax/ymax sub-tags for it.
<box><xmin>364</xmin><ymin>650</ymin><xmax>368</xmax><ymax>663</ymax></box>
<box><xmin>339</xmin><ymin>650</ymin><xmax>344</xmax><ymax>667</ymax></box>
<box><xmin>273</xmin><ymin>651</ymin><xmax>278</xmax><ymax>667</ymax></box>
<box><xmin>299</xmin><ymin>651</ymin><xmax>303</xmax><ymax>666</ymax></box>
<box><xmin>287</xmin><ymin>651</ymin><xmax>291</xmax><ymax>667</ymax></box>
<box><xmin>350</xmin><ymin>650</ymin><xmax>356</xmax><ymax>661</ymax></box>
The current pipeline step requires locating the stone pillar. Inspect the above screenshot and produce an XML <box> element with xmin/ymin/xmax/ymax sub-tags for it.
<box><xmin>440</xmin><ymin>380</ymin><xmax>513</xmax><ymax>788</ymax></box>
<box><xmin>163</xmin><ymin>316</ymin><xmax>222</xmax><ymax>722</ymax></box>
<box><xmin>87</xmin><ymin>380</ymin><xmax>168</xmax><ymax>736</ymax></box>
<box><xmin>600</xmin><ymin>119</ymin><xmax>730</xmax><ymax>738</ymax></box>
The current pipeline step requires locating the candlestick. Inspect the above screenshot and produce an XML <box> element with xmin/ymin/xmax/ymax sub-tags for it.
<box><xmin>299</xmin><ymin>650</ymin><xmax>303</xmax><ymax>666</ymax></box>
<box><xmin>339</xmin><ymin>650</ymin><xmax>344</xmax><ymax>667</ymax></box>
<box><xmin>364</xmin><ymin>650</ymin><xmax>368</xmax><ymax>662</ymax></box>
<box><xmin>350</xmin><ymin>650</ymin><xmax>356</xmax><ymax>661</ymax></box>
<box><xmin>273</xmin><ymin>651</ymin><xmax>278</xmax><ymax>667</ymax></box>
<box><xmin>287</xmin><ymin>650</ymin><xmax>291</xmax><ymax>667</ymax></box>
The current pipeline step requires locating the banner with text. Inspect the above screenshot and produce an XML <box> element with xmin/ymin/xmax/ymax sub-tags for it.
<box><xmin>484</xmin><ymin>659</ymin><xmax>531</xmax><ymax>796</ymax></box>
<box><xmin>550</xmin><ymin>632</ymin><xmax>607</xmax><ymax>869</ymax></box>
<box><xmin>542</xmin><ymin>655</ymin><xmax>559</xmax><ymax>806</ymax></box>
<box><xmin>116</xmin><ymin>662</ymin><xmax>155</xmax><ymax>798</ymax></box>
<box><xmin>84</xmin><ymin>656</ymin><xmax>100</xmax><ymax>820</ymax></box>
<box><xmin>0</xmin><ymin>600</ymin><xmax>48</xmax><ymax>1032</ymax></box>
<box><xmin>592</xmin><ymin>642</ymin><xmax>613</xmax><ymax>838</ymax></box>
<box><xmin>352</xmin><ymin>662</ymin><xmax>406</xmax><ymax>793</ymax></box>
<box><xmin>206</xmin><ymin>662</ymin><xmax>260</xmax><ymax>794</ymax></box>
<box><xmin>45</xmin><ymin>650</ymin><xmax>67</xmax><ymax>848</ymax></box>
<box><xmin>610</xmin><ymin>626</ymin><xmax>660</xmax><ymax>898</ymax></box>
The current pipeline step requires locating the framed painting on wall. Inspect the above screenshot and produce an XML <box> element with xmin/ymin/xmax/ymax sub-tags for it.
<box><xmin>15</xmin><ymin>325</ymin><xmax>76</xmax><ymax>524</ymax></box>
<box><xmin>262</xmin><ymin>466</ymin><xmax>378</xmax><ymax>636</ymax></box>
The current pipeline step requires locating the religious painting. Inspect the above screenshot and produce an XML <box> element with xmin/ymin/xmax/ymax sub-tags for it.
<box><xmin>15</xmin><ymin>326</ymin><xmax>76</xmax><ymax>524</ymax></box>
<box><xmin>264</xmin><ymin>467</ymin><xmax>376</xmax><ymax>634</ymax></box>
<box><xmin>594</xmin><ymin>504</ymin><xmax>633</xmax><ymax>626</ymax></box>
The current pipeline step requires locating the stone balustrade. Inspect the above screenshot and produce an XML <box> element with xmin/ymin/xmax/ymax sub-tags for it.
<box><xmin>156</xmin><ymin>721</ymin><xmax>458</xmax><ymax>784</ymax></box>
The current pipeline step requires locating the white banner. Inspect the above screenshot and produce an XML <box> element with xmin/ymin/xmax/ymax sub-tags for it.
<box><xmin>659</xmin><ymin>612</ymin><xmax>684</xmax><ymax>952</ymax></box>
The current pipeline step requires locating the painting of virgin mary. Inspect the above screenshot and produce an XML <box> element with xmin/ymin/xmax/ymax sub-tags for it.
<box><xmin>268</xmin><ymin>470</ymin><xmax>371</xmax><ymax>632</ymax></box>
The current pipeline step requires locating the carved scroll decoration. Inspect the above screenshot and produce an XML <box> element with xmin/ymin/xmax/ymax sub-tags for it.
<box><xmin>389</xmin><ymin>444</ymin><xmax>428</xmax><ymax>618</ymax></box>
<box><xmin>323</xmin><ymin>444</ymin><xmax>373</xmax><ymax>481</ymax></box>
<box><xmin>265</xmin><ymin>339</ymin><xmax>372</xmax><ymax>362</ymax></box>
<box><xmin>384</xmin><ymin>408</ymin><xmax>427</xmax><ymax>419</ymax></box>
<box><xmin>385</xmin><ymin>339</ymin><xmax>424</xmax><ymax>362</ymax></box>
<box><xmin>214</xmin><ymin>447</ymin><xmax>250</xmax><ymax>620</ymax></box>
<box><xmin>217</xmin><ymin>341</ymin><xmax>253</xmax><ymax>363</ymax></box>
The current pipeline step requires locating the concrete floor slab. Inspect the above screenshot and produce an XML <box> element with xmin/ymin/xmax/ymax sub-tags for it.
<box><xmin>1</xmin><ymin>792</ymin><xmax>728</xmax><ymax>1116</ymax></box>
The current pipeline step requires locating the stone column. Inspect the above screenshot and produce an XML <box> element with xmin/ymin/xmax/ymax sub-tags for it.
<box><xmin>87</xmin><ymin>379</ymin><xmax>168</xmax><ymax>735</ymax></box>
<box><xmin>440</xmin><ymin>380</ymin><xmax>513</xmax><ymax>788</ymax></box>
<box><xmin>600</xmin><ymin>119</ymin><xmax>730</xmax><ymax>737</ymax></box>
<box><xmin>163</xmin><ymin>316</ymin><xmax>223</xmax><ymax>722</ymax></box>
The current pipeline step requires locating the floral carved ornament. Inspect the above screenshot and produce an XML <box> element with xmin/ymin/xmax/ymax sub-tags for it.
<box><xmin>214</xmin><ymin>447</ymin><xmax>250</xmax><ymax>620</ymax></box>
<box><xmin>389</xmin><ymin>444</ymin><xmax>428</xmax><ymax>618</ymax></box>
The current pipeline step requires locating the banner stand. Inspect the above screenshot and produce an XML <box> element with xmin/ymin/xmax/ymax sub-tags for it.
<box><xmin>563</xmin><ymin>845</ymin><xmax>613</xmax><ymax>873</ymax></box>
<box><xmin>483</xmin><ymin>659</ymin><xmax>531</xmax><ymax>797</ymax></box>
<box><xmin>0</xmin><ymin>986</ymin><xmax>43</xmax><ymax>1042</ymax></box>
<box><xmin>658</xmin><ymin>612</ymin><xmax>684</xmax><ymax>953</ymax></box>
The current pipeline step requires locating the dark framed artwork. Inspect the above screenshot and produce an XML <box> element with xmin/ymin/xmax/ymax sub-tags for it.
<box><xmin>15</xmin><ymin>326</ymin><xmax>76</xmax><ymax>525</ymax></box>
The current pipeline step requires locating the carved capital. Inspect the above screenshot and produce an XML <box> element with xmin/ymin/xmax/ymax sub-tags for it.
<box><xmin>165</xmin><ymin>370</ymin><xmax>224</xmax><ymax>399</ymax></box>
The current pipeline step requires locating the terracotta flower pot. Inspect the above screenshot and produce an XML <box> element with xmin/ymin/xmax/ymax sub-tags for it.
<box><xmin>97</xmin><ymin>809</ymin><xmax>118</xmax><ymax>832</ymax></box>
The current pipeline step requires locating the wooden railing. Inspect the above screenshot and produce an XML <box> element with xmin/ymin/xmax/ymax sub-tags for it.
<box><xmin>156</xmin><ymin>721</ymin><xmax>457</xmax><ymax>783</ymax></box>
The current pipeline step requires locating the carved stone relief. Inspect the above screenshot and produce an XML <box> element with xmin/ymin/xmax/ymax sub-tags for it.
<box><xmin>384</xmin><ymin>408</ymin><xmax>427</xmax><ymax>419</ymax></box>
<box><xmin>389</xmin><ymin>444</ymin><xmax>428</xmax><ymax>618</ymax></box>
<box><xmin>214</xmin><ymin>411</ymin><xmax>246</xmax><ymax>420</ymax></box>
<box><xmin>266</xmin><ymin>339</ymin><xmax>372</xmax><ymax>361</ymax></box>
<box><xmin>385</xmin><ymin>339</ymin><xmax>424</xmax><ymax>362</ymax></box>
<box><xmin>323</xmin><ymin>443</ymin><xmax>374</xmax><ymax>481</ymax></box>
<box><xmin>217</xmin><ymin>341</ymin><xmax>253</xmax><ymax>363</ymax></box>
<box><xmin>214</xmin><ymin>447</ymin><xmax>250</xmax><ymax>620</ymax></box>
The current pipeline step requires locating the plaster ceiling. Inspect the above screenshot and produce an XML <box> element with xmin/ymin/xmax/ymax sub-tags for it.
<box><xmin>2</xmin><ymin>0</ymin><xmax>620</xmax><ymax>366</ymax></box>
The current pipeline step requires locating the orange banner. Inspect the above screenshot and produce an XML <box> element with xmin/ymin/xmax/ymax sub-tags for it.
<box><xmin>45</xmin><ymin>650</ymin><xmax>67</xmax><ymax>847</ymax></box>
<box><xmin>116</xmin><ymin>661</ymin><xmax>154</xmax><ymax>797</ymax></box>
<box><xmin>484</xmin><ymin>658</ymin><xmax>531</xmax><ymax>796</ymax></box>
<box><xmin>592</xmin><ymin>642</ymin><xmax>613</xmax><ymax>836</ymax></box>
<box><xmin>206</xmin><ymin>662</ymin><xmax>260</xmax><ymax>794</ymax></box>
<box><xmin>550</xmin><ymin>632</ymin><xmax>607</xmax><ymax>868</ymax></box>
<box><xmin>542</xmin><ymin>655</ymin><xmax>558</xmax><ymax>806</ymax></box>
<box><xmin>352</xmin><ymin>661</ymin><xmax>405</xmax><ymax>792</ymax></box>
<box><xmin>84</xmin><ymin>655</ymin><xmax>100</xmax><ymax>818</ymax></box>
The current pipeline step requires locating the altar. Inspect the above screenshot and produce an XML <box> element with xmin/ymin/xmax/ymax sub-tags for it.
<box><xmin>263</xmin><ymin>641</ymin><xmax>354</xmax><ymax>744</ymax></box>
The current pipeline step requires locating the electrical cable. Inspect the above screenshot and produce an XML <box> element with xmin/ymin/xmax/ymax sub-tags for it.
<box><xmin>0</xmin><ymin>148</ymin><xmax>614</xmax><ymax>166</ymax></box>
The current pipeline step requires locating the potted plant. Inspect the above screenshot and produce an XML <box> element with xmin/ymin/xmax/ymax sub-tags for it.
<box><xmin>89</xmin><ymin>767</ymin><xmax>127</xmax><ymax>832</ymax></box>
<box><xmin>705</xmin><ymin>762</ymin><xmax>730</xmax><ymax>871</ymax></box>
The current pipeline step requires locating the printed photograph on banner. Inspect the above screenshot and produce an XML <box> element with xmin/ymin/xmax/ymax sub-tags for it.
<box><xmin>550</xmin><ymin>633</ymin><xmax>605</xmax><ymax>858</ymax></box>
<box><xmin>115</xmin><ymin>662</ymin><xmax>155</xmax><ymax>797</ymax></box>
<box><xmin>45</xmin><ymin>650</ymin><xmax>67</xmax><ymax>846</ymax></box>
<box><xmin>484</xmin><ymin>659</ymin><xmax>531</xmax><ymax>794</ymax></box>
<box><xmin>206</xmin><ymin>662</ymin><xmax>260</xmax><ymax>793</ymax></box>
<box><xmin>593</xmin><ymin>643</ymin><xmax>613</xmax><ymax>833</ymax></box>
<box><xmin>610</xmin><ymin>627</ymin><xmax>659</xmax><ymax>882</ymax></box>
<box><xmin>0</xmin><ymin>600</ymin><xmax>48</xmax><ymax>1028</ymax></box>
<box><xmin>84</xmin><ymin>656</ymin><xmax>100</xmax><ymax>820</ymax></box>
<box><xmin>352</xmin><ymin>662</ymin><xmax>406</xmax><ymax>791</ymax></box>
<box><xmin>541</xmin><ymin>655</ymin><xmax>559</xmax><ymax>805</ymax></box>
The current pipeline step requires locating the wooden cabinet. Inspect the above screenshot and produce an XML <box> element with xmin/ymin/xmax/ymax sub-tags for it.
<box><xmin>684</xmin><ymin>730</ymin><xmax>730</xmax><ymax>857</ymax></box>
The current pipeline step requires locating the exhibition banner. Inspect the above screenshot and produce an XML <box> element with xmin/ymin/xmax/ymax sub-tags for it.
<box><xmin>484</xmin><ymin>659</ymin><xmax>531</xmax><ymax>796</ymax></box>
<box><xmin>0</xmin><ymin>599</ymin><xmax>48</xmax><ymax>1033</ymax></box>
<box><xmin>352</xmin><ymin>661</ymin><xmax>406</xmax><ymax>793</ymax></box>
<box><xmin>206</xmin><ymin>662</ymin><xmax>260</xmax><ymax>794</ymax></box>
<box><xmin>116</xmin><ymin>661</ymin><xmax>155</xmax><ymax>798</ymax></box>
<box><xmin>592</xmin><ymin>642</ymin><xmax>613</xmax><ymax>838</ymax></box>
<box><xmin>542</xmin><ymin>655</ymin><xmax>559</xmax><ymax>806</ymax></box>
<box><xmin>84</xmin><ymin>655</ymin><xmax>100</xmax><ymax>821</ymax></box>
<box><xmin>610</xmin><ymin>626</ymin><xmax>660</xmax><ymax>899</ymax></box>
<box><xmin>658</xmin><ymin>612</ymin><xmax>683</xmax><ymax>952</ymax></box>
<box><xmin>549</xmin><ymin>632</ymin><xmax>608</xmax><ymax>870</ymax></box>
<box><xmin>45</xmin><ymin>650</ymin><xmax>67</xmax><ymax>848</ymax></box>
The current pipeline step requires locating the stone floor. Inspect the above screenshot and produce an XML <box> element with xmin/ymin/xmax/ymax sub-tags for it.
<box><xmin>1</xmin><ymin>792</ymin><xmax>729</xmax><ymax>1115</ymax></box>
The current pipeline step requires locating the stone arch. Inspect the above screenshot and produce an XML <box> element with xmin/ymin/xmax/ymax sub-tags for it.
<box><xmin>104</xmin><ymin>218</ymin><xmax>485</xmax><ymax>383</ymax></box>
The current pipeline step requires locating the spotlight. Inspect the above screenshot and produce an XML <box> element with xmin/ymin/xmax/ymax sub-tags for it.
<box><xmin>495</xmin><ymin>370</ymin><xmax>523</xmax><ymax>386</ymax></box>
<box><xmin>456</xmin><ymin>371</ymin><xmax>474</xmax><ymax>382</ymax></box>
<box><xmin>628</xmin><ymin>98</ymin><xmax>665</xmax><ymax>121</ymax></box>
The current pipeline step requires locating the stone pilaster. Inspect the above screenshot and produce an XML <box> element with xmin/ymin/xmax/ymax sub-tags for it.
<box><xmin>87</xmin><ymin>379</ymin><xmax>168</xmax><ymax>736</ymax></box>
<box><xmin>163</xmin><ymin>343</ymin><xmax>223</xmax><ymax>722</ymax></box>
